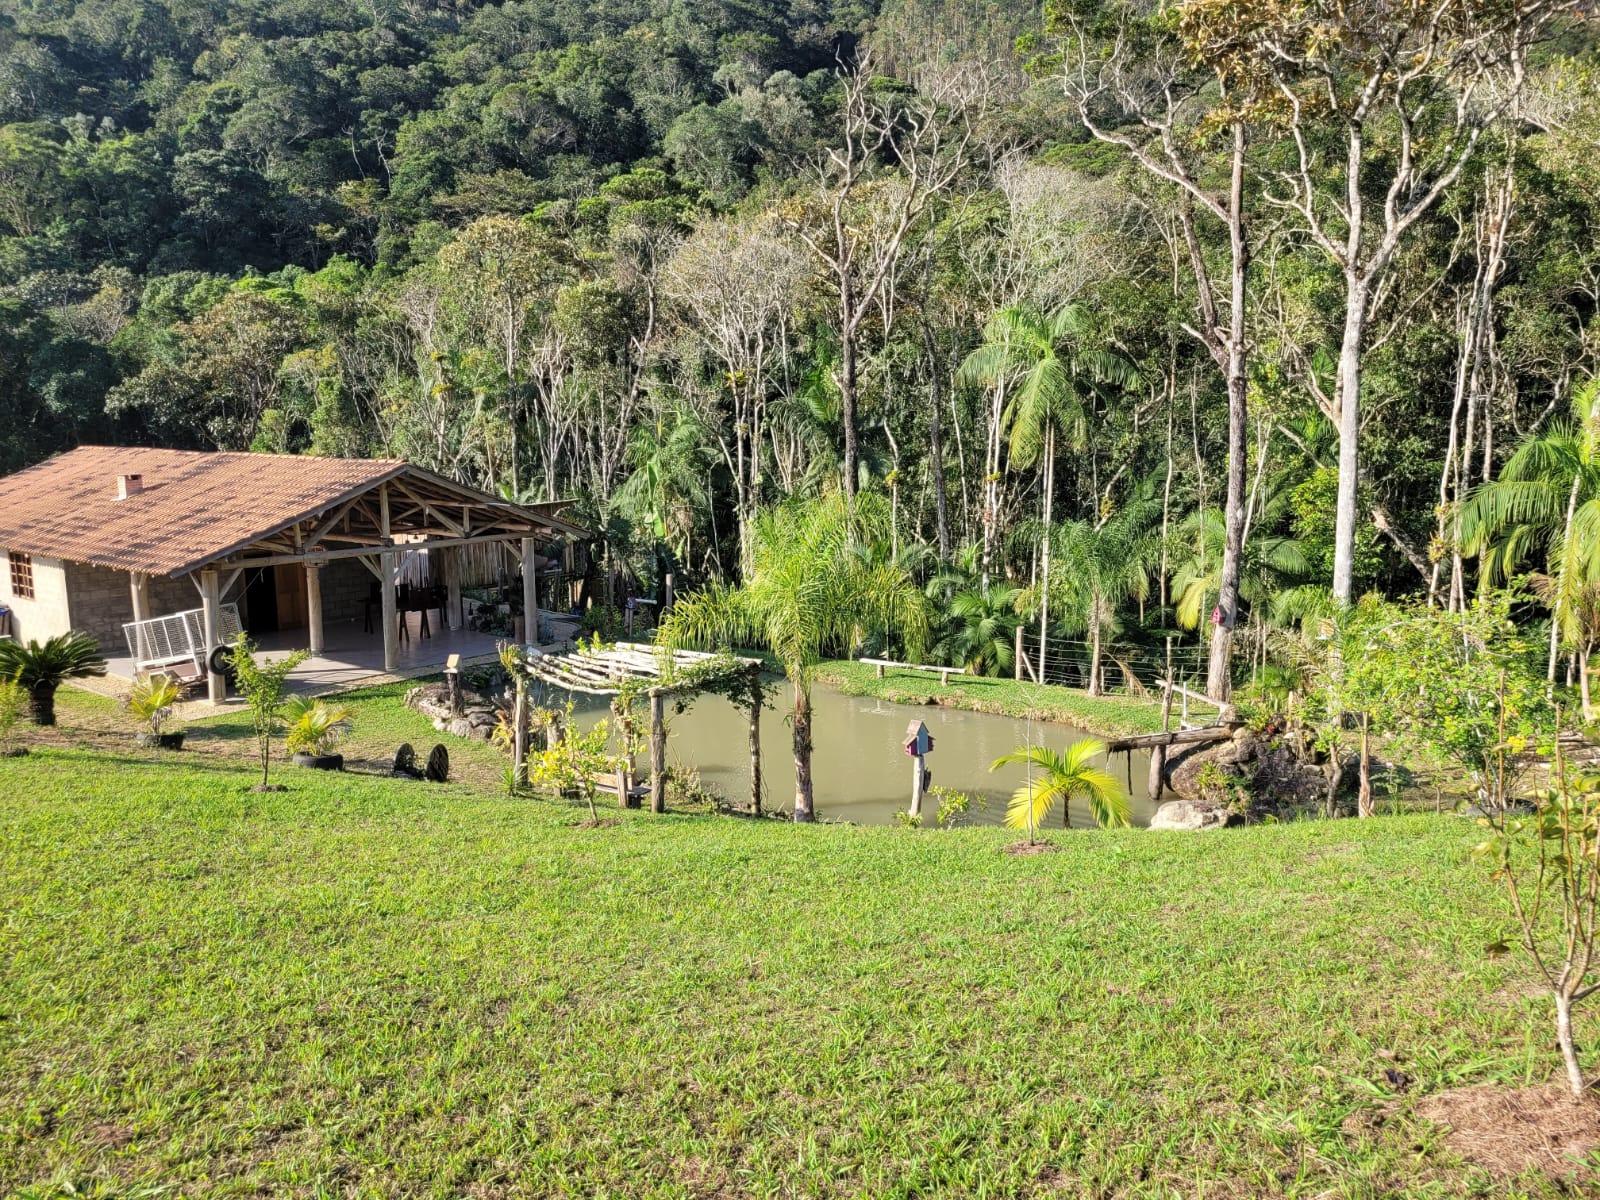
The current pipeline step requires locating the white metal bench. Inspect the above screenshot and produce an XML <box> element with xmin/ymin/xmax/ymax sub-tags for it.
<box><xmin>858</xmin><ymin>657</ymin><xmax>968</xmax><ymax>686</ymax></box>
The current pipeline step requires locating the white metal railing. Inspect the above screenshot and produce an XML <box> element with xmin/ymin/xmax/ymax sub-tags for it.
<box><xmin>123</xmin><ymin>603</ymin><xmax>241</xmax><ymax>673</ymax></box>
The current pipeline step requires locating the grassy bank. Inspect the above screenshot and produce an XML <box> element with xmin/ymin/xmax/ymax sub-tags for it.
<box><xmin>27</xmin><ymin>681</ymin><xmax>513</xmax><ymax>791</ymax></box>
<box><xmin>813</xmin><ymin>658</ymin><xmax>1196</xmax><ymax>738</ymax></box>
<box><xmin>2</xmin><ymin>737</ymin><xmax>1591</xmax><ymax>1197</ymax></box>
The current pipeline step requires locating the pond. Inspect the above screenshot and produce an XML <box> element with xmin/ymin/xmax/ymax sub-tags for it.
<box><xmin>537</xmin><ymin>680</ymin><xmax>1158</xmax><ymax>828</ymax></box>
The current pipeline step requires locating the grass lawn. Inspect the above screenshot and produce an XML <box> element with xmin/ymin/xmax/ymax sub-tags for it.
<box><xmin>3</xmin><ymin>724</ymin><xmax>1594</xmax><ymax>1197</ymax></box>
<box><xmin>21</xmin><ymin>682</ymin><xmax>514</xmax><ymax>792</ymax></box>
<box><xmin>812</xmin><ymin>659</ymin><xmax>1206</xmax><ymax>738</ymax></box>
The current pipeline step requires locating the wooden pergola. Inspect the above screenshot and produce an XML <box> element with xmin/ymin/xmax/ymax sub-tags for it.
<box><xmin>518</xmin><ymin>641</ymin><xmax>765</xmax><ymax>814</ymax></box>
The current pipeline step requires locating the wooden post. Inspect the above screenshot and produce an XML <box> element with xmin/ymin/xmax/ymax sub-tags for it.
<box><xmin>910</xmin><ymin>752</ymin><xmax>926</xmax><ymax>819</ymax></box>
<box><xmin>380</xmin><ymin>553</ymin><xmax>398</xmax><ymax>672</ymax></box>
<box><xmin>305</xmin><ymin>563</ymin><xmax>324</xmax><ymax>656</ymax></box>
<box><xmin>1149</xmin><ymin>638</ymin><xmax>1174</xmax><ymax>802</ymax></box>
<box><xmin>748</xmin><ymin>666</ymin><xmax>763</xmax><ymax>816</ymax></box>
<box><xmin>201</xmin><ymin>568</ymin><xmax>224</xmax><ymax>703</ymax></box>
<box><xmin>649</xmin><ymin>689</ymin><xmax>666</xmax><ymax>814</ymax></box>
<box><xmin>379</xmin><ymin>485</ymin><xmax>398</xmax><ymax>672</ymax></box>
<box><xmin>445</xmin><ymin>547</ymin><xmax>463</xmax><ymax>631</ymax></box>
<box><xmin>129</xmin><ymin>571</ymin><xmax>151</xmax><ymax>661</ymax></box>
<box><xmin>522</xmin><ymin>537</ymin><xmax>539</xmax><ymax>647</ymax></box>
<box><xmin>664</xmin><ymin>572</ymin><xmax>674</xmax><ymax>613</ymax></box>
<box><xmin>1015</xmin><ymin>624</ymin><xmax>1023</xmax><ymax>681</ymax></box>
<box><xmin>511</xmin><ymin>674</ymin><xmax>527</xmax><ymax>789</ymax></box>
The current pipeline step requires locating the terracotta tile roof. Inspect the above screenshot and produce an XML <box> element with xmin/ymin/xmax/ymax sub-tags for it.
<box><xmin>0</xmin><ymin>447</ymin><xmax>403</xmax><ymax>576</ymax></box>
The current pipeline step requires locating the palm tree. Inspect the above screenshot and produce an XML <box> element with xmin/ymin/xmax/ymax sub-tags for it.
<box><xmin>1038</xmin><ymin>496</ymin><xmax>1160</xmax><ymax>695</ymax></box>
<box><xmin>1459</xmin><ymin>379</ymin><xmax>1600</xmax><ymax>681</ymax></box>
<box><xmin>0</xmin><ymin>632</ymin><xmax>108</xmax><ymax>726</ymax></box>
<box><xmin>611</xmin><ymin>406</ymin><xmax>711</xmax><ymax>567</ymax></box>
<box><xmin>924</xmin><ymin>544</ymin><xmax>1018</xmax><ymax>677</ymax></box>
<box><xmin>1171</xmin><ymin>507</ymin><xmax>1310</xmax><ymax>635</ymax></box>
<box><xmin>958</xmin><ymin>303</ymin><xmax>1137</xmax><ymax>676</ymax></box>
<box><xmin>934</xmin><ymin>585</ymin><xmax>1020</xmax><ymax>677</ymax></box>
<box><xmin>990</xmin><ymin>738</ymin><xmax>1127</xmax><ymax>841</ymax></box>
<box><xmin>659</xmin><ymin>490</ymin><xmax>928</xmax><ymax>821</ymax></box>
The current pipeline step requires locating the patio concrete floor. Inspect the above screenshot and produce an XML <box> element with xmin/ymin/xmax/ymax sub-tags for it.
<box><xmin>93</xmin><ymin>613</ymin><xmax>577</xmax><ymax>709</ymax></box>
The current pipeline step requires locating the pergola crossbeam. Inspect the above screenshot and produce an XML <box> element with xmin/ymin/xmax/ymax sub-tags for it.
<box><xmin>512</xmin><ymin>642</ymin><xmax>766</xmax><ymax>815</ymax></box>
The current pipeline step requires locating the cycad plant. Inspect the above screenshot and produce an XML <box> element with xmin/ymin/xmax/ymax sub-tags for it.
<box><xmin>959</xmin><ymin>302</ymin><xmax>1138</xmax><ymax>676</ymax></box>
<box><xmin>0</xmin><ymin>631</ymin><xmax>108</xmax><ymax>726</ymax></box>
<box><xmin>660</xmin><ymin>489</ymin><xmax>928</xmax><ymax>821</ymax></box>
<box><xmin>991</xmin><ymin>738</ymin><xmax>1127</xmax><ymax>841</ymax></box>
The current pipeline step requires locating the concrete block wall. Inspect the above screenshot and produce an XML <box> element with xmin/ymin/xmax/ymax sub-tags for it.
<box><xmin>318</xmin><ymin>558</ymin><xmax>374</xmax><ymax>626</ymax></box>
<box><xmin>55</xmin><ymin>563</ymin><xmax>203</xmax><ymax>657</ymax></box>
<box><xmin>0</xmin><ymin>551</ymin><xmax>72</xmax><ymax>644</ymax></box>
<box><xmin>60</xmin><ymin>562</ymin><xmax>143</xmax><ymax>653</ymax></box>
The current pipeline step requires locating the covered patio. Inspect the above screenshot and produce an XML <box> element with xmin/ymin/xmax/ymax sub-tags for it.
<box><xmin>103</xmin><ymin>616</ymin><xmax>577</xmax><ymax>695</ymax></box>
<box><xmin>0</xmin><ymin>447</ymin><xmax>587</xmax><ymax>704</ymax></box>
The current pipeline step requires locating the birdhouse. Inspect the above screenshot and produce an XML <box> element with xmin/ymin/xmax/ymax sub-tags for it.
<box><xmin>903</xmin><ymin>720</ymin><xmax>934</xmax><ymax>757</ymax></box>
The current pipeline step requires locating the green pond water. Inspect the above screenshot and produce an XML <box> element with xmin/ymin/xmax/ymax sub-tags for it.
<box><xmin>538</xmin><ymin>681</ymin><xmax>1158</xmax><ymax>827</ymax></box>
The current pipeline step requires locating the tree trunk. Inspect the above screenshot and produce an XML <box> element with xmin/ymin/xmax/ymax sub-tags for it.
<box><xmin>1208</xmin><ymin>340</ymin><xmax>1247</xmax><ymax>699</ymax></box>
<box><xmin>1206</xmin><ymin>128</ymin><xmax>1250</xmax><ymax>700</ymax></box>
<box><xmin>1331</xmin><ymin>284</ymin><xmax>1371</xmax><ymax>605</ymax></box>
<box><xmin>748</xmin><ymin>673</ymin><xmax>763</xmax><ymax>816</ymax></box>
<box><xmin>1357</xmin><ymin>713</ymin><xmax>1374</xmax><ymax>818</ymax></box>
<box><xmin>1088</xmin><ymin>620</ymin><xmax>1103</xmax><ymax>698</ymax></box>
<box><xmin>980</xmin><ymin>381</ymin><xmax>1002</xmax><ymax>590</ymax></box>
<box><xmin>839</xmin><ymin>285</ymin><xmax>859</xmax><ymax>498</ymax></box>
<box><xmin>1550</xmin><ymin>474</ymin><xmax>1582</xmax><ymax>681</ymax></box>
<box><xmin>1038</xmin><ymin>426</ymin><xmax>1055</xmax><ymax>682</ymax></box>
<box><xmin>1582</xmin><ymin>643</ymin><xmax>1593</xmax><ymax>724</ymax></box>
<box><xmin>792</xmin><ymin>680</ymin><xmax>814</xmax><ymax>822</ymax></box>
<box><xmin>1556</xmin><ymin>989</ymin><xmax>1587</xmax><ymax>1099</ymax></box>
<box><xmin>923</xmin><ymin>320</ymin><xmax>950</xmax><ymax>562</ymax></box>
<box><xmin>27</xmin><ymin>683</ymin><xmax>57</xmax><ymax>728</ymax></box>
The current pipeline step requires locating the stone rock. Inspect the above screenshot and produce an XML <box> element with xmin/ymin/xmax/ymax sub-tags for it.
<box><xmin>448</xmin><ymin>717</ymin><xmax>479</xmax><ymax>739</ymax></box>
<box><xmin>1149</xmin><ymin>799</ymin><xmax>1238</xmax><ymax>831</ymax></box>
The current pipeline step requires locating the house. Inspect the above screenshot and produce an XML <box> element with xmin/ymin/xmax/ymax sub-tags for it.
<box><xmin>0</xmin><ymin>446</ymin><xmax>586</xmax><ymax>700</ymax></box>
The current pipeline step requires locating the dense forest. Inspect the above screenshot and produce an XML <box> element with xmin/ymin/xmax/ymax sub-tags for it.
<box><xmin>3</xmin><ymin>0</ymin><xmax>1599</xmax><ymax>699</ymax></box>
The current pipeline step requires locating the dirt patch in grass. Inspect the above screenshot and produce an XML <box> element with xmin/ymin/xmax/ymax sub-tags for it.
<box><xmin>1003</xmin><ymin>840</ymin><xmax>1059</xmax><ymax>857</ymax></box>
<box><xmin>1416</xmin><ymin>1083</ymin><xmax>1600</xmax><ymax>1182</ymax></box>
<box><xmin>89</xmin><ymin>1122</ymin><xmax>134</xmax><ymax>1149</ymax></box>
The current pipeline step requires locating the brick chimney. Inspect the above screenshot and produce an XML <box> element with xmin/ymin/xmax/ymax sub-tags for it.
<box><xmin>116</xmin><ymin>473</ymin><xmax>144</xmax><ymax>500</ymax></box>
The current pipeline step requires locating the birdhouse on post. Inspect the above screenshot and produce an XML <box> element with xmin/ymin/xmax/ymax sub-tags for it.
<box><xmin>444</xmin><ymin>653</ymin><xmax>463</xmax><ymax>717</ymax></box>
<box><xmin>904</xmin><ymin>720</ymin><xmax>934</xmax><ymax>819</ymax></box>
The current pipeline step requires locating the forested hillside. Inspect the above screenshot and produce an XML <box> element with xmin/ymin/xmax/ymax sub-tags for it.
<box><xmin>3</xmin><ymin>0</ymin><xmax>1599</xmax><ymax>695</ymax></box>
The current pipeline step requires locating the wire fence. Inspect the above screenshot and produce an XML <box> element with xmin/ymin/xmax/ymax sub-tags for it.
<box><xmin>1014</xmin><ymin>628</ymin><xmax>1211</xmax><ymax>700</ymax></box>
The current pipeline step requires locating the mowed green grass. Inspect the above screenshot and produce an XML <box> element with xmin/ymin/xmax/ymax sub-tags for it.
<box><xmin>812</xmin><ymin>659</ymin><xmax>1195</xmax><ymax>738</ymax></box>
<box><xmin>1</xmin><ymin>744</ymin><xmax>1591</xmax><ymax>1198</ymax></box>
